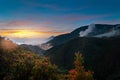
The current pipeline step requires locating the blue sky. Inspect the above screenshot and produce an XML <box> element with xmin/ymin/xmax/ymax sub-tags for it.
<box><xmin>0</xmin><ymin>0</ymin><xmax>120</xmax><ymax>44</ymax></box>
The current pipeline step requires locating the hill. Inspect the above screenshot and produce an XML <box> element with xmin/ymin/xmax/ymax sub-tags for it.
<box><xmin>46</xmin><ymin>37</ymin><xmax>120</xmax><ymax>80</ymax></box>
<box><xmin>20</xmin><ymin>44</ymin><xmax>44</xmax><ymax>54</ymax></box>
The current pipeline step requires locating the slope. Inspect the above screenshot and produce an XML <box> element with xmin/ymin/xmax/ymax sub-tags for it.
<box><xmin>46</xmin><ymin>37</ymin><xmax>120</xmax><ymax>80</ymax></box>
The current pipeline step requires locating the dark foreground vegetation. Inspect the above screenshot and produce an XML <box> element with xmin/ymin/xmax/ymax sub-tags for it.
<box><xmin>0</xmin><ymin>37</ymin><xmax>94</xmax><ymax>80</ymax></box>
<box><xmin>1</xmin><ymin>36</ymin><xmax>120</xmax><ymax>80</ymax></box>
<box><xmin>0</xmin><ymin>49</ymin><xmax>94</xmax><ymax>80</ymax></box>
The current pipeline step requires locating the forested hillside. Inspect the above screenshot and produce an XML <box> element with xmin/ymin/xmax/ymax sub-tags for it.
<box><xmin>0</xmin><ymin>36</ymin><xmax>94</xmax><ymax>80</ymax></box>
<box><xmin>46</xmin><ymin>37</ymin><xmax>120</xmax><ymax>80</ymax></box>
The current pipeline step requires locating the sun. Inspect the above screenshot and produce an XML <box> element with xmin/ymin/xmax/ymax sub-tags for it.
<box><xmin>12</xmin><ymin>30</ymin><xmax>40</xmax><ymax>38</ymax></box>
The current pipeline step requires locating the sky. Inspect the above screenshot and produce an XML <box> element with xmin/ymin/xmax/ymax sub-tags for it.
<box><xmin>0</xmin><ymin>0</ymin><xmax>120</xmax><ymax>44</ymax></box>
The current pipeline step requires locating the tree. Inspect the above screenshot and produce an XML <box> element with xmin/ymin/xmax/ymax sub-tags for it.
<box><xmin>68</xmin><ymin>52</ymin><xmax>94</xmax><ymax>80</ymax></box>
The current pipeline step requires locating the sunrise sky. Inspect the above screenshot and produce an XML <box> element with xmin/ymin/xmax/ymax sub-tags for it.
<box><xmin>0</xmin><ymin>0</ymin><xmax>120</xmax><ymax>44</ymax></box>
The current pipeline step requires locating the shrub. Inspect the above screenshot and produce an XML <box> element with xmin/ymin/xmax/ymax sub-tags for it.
<box><xmin>31</xmin><ymin>57</ymin><xmax>59</xmax><ymax>80</ymax></box>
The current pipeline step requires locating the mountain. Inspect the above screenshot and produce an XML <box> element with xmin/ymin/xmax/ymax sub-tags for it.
<box><xmin>20</xmin><ymin>44</ymin><xmax>44</xmax><ymax>54</ymax></box>
<box><xmin>44</xmin><ymin>24</ymin><xmax>120</xmax><ymax>48</ymax></box>
<box><xmin>46</xmin><ymin>25</ymin><xmax>88</xmax><ymax>46</ymax></box>
<box><xmin>45</xmin><ymin>37</ymin><xmax>120</xmax><ymax>80</ymax></box>
<box><xmin>47</xmin><ymin>36</ymin><xmax>55</xmax><ymax>41</ymax></box>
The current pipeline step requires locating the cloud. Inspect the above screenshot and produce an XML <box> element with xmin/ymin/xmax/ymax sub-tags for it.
<box><xmin>0</xmin><ymin>20</ymin><xmax>56</xmax><ymax>31</ymax></box>
<box><xmin>0</xmin><ymin>28</ymin><xmax>67</xmax><ymax>39</ymax></box>
<box><xmin>0</xmin><ymin>13</ymin><xmax>113</xmax><ymax>30</ymax></box>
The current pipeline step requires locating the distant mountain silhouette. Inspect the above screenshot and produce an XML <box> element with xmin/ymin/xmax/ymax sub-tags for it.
<box><xmin>20</xmin><ymin>44</ymin><xmax>44</xmax><ymax>54</ymax></box>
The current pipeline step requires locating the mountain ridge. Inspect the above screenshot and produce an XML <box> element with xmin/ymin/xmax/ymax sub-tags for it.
<box><xmin>42</xmin><ymin>24</ymin><xmax>120</xmax><ymax>49</ymax></box>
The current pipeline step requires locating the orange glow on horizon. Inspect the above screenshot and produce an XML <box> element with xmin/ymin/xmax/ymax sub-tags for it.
<box><xmin>0</xmin><ymin>29</ymin><xmax>67</xmax><ymax>38</ymax></box>
<box><xmin>12</xmin><ymin>30</ymin><xmax>41</xmax><ymax>38</ymax></box>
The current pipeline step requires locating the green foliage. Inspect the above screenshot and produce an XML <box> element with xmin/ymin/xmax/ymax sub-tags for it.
<box><xmin>31</xmin><ymin>57</ymin><xmax>59</xmax><ymax>80</ymax></box>
<box><xmin>1</xmin><ymin>49</ymin><xmax>36</xmax><ymax>80</ymax></box>
<box><xmin>0</xmin><ymin>47</ymin><xmax>60</xmax><ymax>80</ymax></box>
